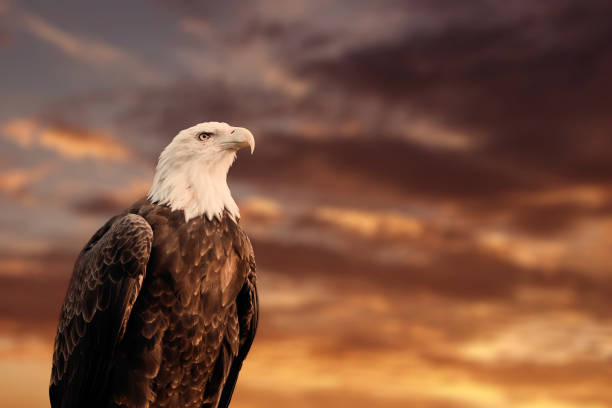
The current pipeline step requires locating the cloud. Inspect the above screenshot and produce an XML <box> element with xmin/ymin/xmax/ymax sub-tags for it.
<box><xmin>459</xmin><ymin>313</ymin><xmax>612</xmax><ymax>365</ymax></box>
<box><xmin>230</xmin><ymin>135</ymin><xmax>543</xmax><ymax>205</ymax></box>
<box><xmin>239</xmin><ymin>196</ymin><xmax>283</xmax><ymax>232</ymax></box>
<box><xmin>475</xmin><ymin>230</ymin><xmax>566</xmax><ymax>271</ymax></box>
<box><xmin>108</xmin><ymin>73</ymin><xmax>612</xmax><ymax>245</ymax></box>
<box><xmin>496</xmin><ymin>186</ymin><xmax>612</xmax><ymax>235</ymax></box>
<box><xmin>0</xmin><ymin>163</ymin><xmax>54</xmax><ymax>201</ymax></box>
<box><xmin>235</xmin><ymin>192</ymin><xmax>611</xmax><ymax>311</ymax></box>
<box><xmin>401</xmin><ymin>117</ymin><xmax>476</xmax><ymax>151</ymax></box>
<box><xmin>302</xmin><ymin>204</ymin><xmax>567</xmax><ymax>271</ymax></box>
<box><xmin>70</xmin><ymin>181</ymin><xmax>149</xmax><ymax>216</ymax></box>
<box><xmin>312</xmin><ymin>206</ymin><xmax>424</xmax><ymax>239</ymax></box>
<box><xmin>2</xmin><ymin>118</ymin><xmax>130</xmax><ymax>161</ymax></box>
<box><xmin>297</xmin><ymin>0</ymin><xmax>612</xmax><ymax>184</ymax></box>
<box><xmin>21</xmin><ymin>12</ymin><xmax>162</xmax><ymax>83</ymax></box>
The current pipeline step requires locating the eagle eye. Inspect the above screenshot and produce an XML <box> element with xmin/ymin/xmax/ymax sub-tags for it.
<box><xmin>197</xmin><ymin>132</ymin><xmax>214</xmax><ymax>141</ymax></box>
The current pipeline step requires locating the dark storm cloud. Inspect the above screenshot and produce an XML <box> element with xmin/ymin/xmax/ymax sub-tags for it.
<box><xmin>103</xmin><ymin>84</ymin><xmax>611</xmax><ymax>234</ymax></box>
<box><xmin>83</xmin><ymin>0</ymin><xmax>610</xmax><ymax>241</ymax></box>
<box><xmin>298</xmin><ymin>0</ymin><xmax>612</xmax><ymax>182</ymax></box>
<box><xmin>232</xmin><ymin>135</ymin><xmax>612</xmax><ymax>236</ymax></box>
<box><xmin>71</xmin><ymin>78</ymin><xmax>548</xmax><ymax>205</ymax></box>
<box><xmin>232</xmin><ymin>135</ymin><xmax>541</xmax><ymax>200</ymax></box>
<box><xmin>22</xmin><ymin>0</ymin><xmax>607</xmax><ymax>231</ymax></box>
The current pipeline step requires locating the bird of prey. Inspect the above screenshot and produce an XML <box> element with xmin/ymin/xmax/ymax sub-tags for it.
<box><xmin>49</xmin><ymin>122</ymin><xmax>258</xmax><ymax>408</ymax></box>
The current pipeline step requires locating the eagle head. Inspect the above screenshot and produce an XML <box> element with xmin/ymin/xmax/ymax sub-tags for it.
<box><xmin>147</xmin><ymin>122</ymin><xmax>255</xmax><ymax>222</ymax></box>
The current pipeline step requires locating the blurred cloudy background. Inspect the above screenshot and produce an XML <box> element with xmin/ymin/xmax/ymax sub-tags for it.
<box><xmin>1</xmin><ymin>0</ymin><xmax>612</xmax><ymax>407</ymax></box>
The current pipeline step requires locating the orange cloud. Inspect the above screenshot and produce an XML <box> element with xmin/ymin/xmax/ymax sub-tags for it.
<box><xmin>0</xmin><ymin>163</ymin><xmax>54</xmax><ymax>203</ymax></box>
<box><xmin>240</xmin><ymin>196</ymin><xmax>282</xmax><ymax>219</ymax></box>
<box><xmin>476</xmin><ymin>230</ymin><xmax>566</xmax><ymax>271</ymax></box>
<box><xmin>313</xmin><ymin>206</ymin><xmax>424</xmax><ymax>239</ymax></box>
<box><xmin>515</xmin><ymin>185</ymin><xmax>612</xmax><ymax>208</ymax></box>
<box><xmin>459</xmin><ymin>313</ymin><xmax>612</xmax><ymax>365</ymax></box>
<box><xmin>2</xmin><ymin>118</ymin><xmax>129</xmax><ymax>160</ymax></box>
<box><xmin>0</xmin><ymin>164</ymin><xmax>51</xmax><ymax>194</ymax></box>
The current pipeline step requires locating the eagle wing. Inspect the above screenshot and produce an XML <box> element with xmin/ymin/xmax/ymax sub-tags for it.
<box><xmin>49</xmin><ymin>214</ymin><xmax>153</xmax><ymax>408</ymax></box>
<box><xmin>218</xmin><ymin>263</ymin><xmax>258</xmax><ymax>408</ymax></box>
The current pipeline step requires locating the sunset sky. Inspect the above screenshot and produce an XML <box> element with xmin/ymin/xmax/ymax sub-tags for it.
<box><xmin>1</xmin><ymin>1</ymin><xmax>612</xmax><ymax>407</ymax></box>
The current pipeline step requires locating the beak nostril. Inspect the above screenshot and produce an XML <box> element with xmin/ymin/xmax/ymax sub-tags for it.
<box><xmin>230</xmin><ymin>129</ymin><xmax>236</xmax><ymax>134</ymax></box>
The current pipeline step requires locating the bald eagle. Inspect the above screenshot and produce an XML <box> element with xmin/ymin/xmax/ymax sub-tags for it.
<box><xmin>50</xmin><ymin>122</ymin><xmax>258</xmax><ymax>408</ymax></box>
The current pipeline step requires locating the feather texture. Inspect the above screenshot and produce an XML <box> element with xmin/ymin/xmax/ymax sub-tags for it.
<box><xmin>49</xmin><ymin>200</ymin><xmax>258</xmax><ymax>408</ymax></box>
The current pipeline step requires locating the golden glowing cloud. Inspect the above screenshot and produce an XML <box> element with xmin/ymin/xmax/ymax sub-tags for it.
<box><xmin>515</xmin><ymin>185</ymin><xmax>612</xmax><ymax>208</ymax></box>
<box><xmin>314</xmin><ymin>206</ymin><xmax>424</xmax><ymax>239</ymax></box>
<box><xmin>237</xmin><ymin>339</ymin><xmax>609</xmax><ymax>408</ymax></box>
<box><xmin>2</xmin><ymin>118</ymin><xmax>129</xmax><ymax>161</ymax></box>
<box><xmin>476</xmin><ymin>230</ymin><xmax>566</xmax><ymax>270</ymax></box>
<box><xmin>241</xmin><ymin>196</ymin><xmax>282</xmax><ymax>219</ymax></box>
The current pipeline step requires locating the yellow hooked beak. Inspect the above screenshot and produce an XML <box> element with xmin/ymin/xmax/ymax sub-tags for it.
<box><xmin>220</xmin><ymin>127</ymin><xmax>255</xmax><ymax>154</ymax></box>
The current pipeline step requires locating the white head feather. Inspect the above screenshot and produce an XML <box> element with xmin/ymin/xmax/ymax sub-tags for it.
<box><xmin>147</xmin><ymin>122</ymin><xmax>255</xmax><ymax>222</ymax></box>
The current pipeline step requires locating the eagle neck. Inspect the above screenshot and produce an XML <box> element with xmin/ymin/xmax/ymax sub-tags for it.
<box><xmin>147</xmin><ymin>151</ymin><xmax>240</xmax><ymax>222</ymax></box>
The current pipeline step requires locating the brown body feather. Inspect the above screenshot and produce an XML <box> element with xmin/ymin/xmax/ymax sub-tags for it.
<box><xmin>50</xmin><ymin>199</ymin><xmax>258</xmax><ymax>408</ymax></box>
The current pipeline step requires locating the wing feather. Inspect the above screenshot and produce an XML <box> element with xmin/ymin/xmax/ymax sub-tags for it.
<box><xmin>49</xmin><ymin>214</ymin><xmax>153</xmax><ymax>408</ymax></box>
